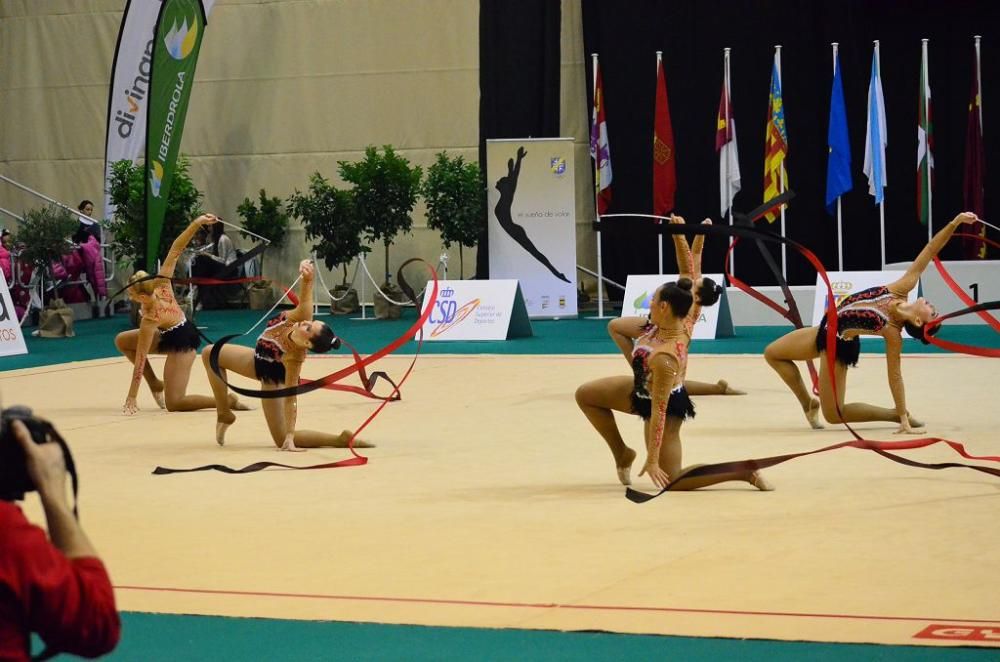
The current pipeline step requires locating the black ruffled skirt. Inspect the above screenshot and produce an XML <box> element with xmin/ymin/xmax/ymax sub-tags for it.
<box><xmin>815</xmin><ymin>319</ymin><xmax>860</xmax><ymax>367</ymax></box>
<box><xmin>253</xmin><ymin>340</ymin><xmax>286</xmax><ymax>385</ymax></box>
<box><xmin>158</xmin><ymin>319</ymin><xmax>201</xmax><ymax>353</ymax></box>
<box><xmin>631</xmin><ymin>385</ymin><xmax>696</xmax><ymax>422</ymax></box>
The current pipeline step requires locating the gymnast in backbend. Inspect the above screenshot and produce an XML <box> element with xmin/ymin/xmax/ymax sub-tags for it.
<box><xmin>576</xmin><ymin>277</ymin><xmax>773</xmax><ymax>491</ymax></box>
<box><xmin>764</xmin><ymin>211</ymin><xmax>979</xmax><ymax>431</ymax></box>
<box><xmin>608</xmin><ymin>215</ymin><xmax>743</xmax><ymax>396</ymax></box>
<box><xmin>202</xmin><ymin>259</ymin><xmax>372</xmax><ymax>451</ymax></box>
<box><xmin>115</xmin><ymin>213</ymin><xmax>248</xmax><ymax>415</ymax></box>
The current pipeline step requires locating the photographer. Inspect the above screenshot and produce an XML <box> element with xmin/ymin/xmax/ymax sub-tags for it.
<box><xmin>0</xmin><ymin>418</ymin><xmax>120</xmax><ymax>660</ymax></box>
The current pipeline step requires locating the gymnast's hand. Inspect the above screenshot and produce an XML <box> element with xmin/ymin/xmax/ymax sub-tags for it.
<box><xmin>894</xmin><ymin>420</ymin><xmax>925</xmax><ymax>435</ymax></box>
<box><xmin>639</xmin><ymin>460</ymin><xmax>670</xmax><ymax>490</ymax></box>
<box><xmin>516</xmin><ymin>146</ymin><xmax>527</xmax><ymax>160</ymax></box>
<box><xmin>195</xmin><ymin>213</ymin><xmax>218</xmax><ymax>226</ymax></box>
<box><xmin>669</xmin><ymin>214</ymin><xmax>684</xmax><ymax>224</ymax></box>
<box><xmin>122</xmin><ymin>397</ymin><xmax>139</xmax><ymax>416</ymax></box>
<box><xmin>298</xmin><ymin>259</ymin><xmax>315</xmax><ymax>282</ymax></box>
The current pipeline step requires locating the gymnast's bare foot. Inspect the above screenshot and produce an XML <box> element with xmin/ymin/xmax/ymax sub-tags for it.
<box><xmin>717</xmin><ymin>379</ymin><xmax>746</xmax><ymax>395</ymax></box>
<box><xmin>749</xmin><ymin>470</ymin><xmax>775</xmax><ymax>491</ymax></box>
<box><xmin>336</xmin><ymin>430</ymin><xmax>375</xmax><ymax>448</ymax></box>
<box><xmin>151</xmin><ymin>389</ymin><xmax>166</xmax><ymax>410</ymax></box>
<box><xmin>804</xmin><ymin>398</ymin><xmax>824</xmax><ymax>429</ymax></box>
<box><xmin>616</xmin><ymin>447</ymin><xmax>637</xmax><ymax>486</ymax></box>
<box><xmin>228</xmin><ymin>394</ymin><xmax>252</xmax><ymax>411</ymax></box>
<box><xmin>216</xmin><ymin>412</ymin><xmax>236</xmax><ymax>446</ymax></box>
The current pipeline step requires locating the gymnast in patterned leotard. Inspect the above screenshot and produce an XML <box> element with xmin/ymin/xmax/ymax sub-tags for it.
<box><xmin>576</xmin><ymin>277</ymin><xmax>773</xmax><ymax>493</ymax></box>
<box><xmin>764</xmin><ymin>212</ymin><xmax>979</xmax><ymax>433</ymax></box>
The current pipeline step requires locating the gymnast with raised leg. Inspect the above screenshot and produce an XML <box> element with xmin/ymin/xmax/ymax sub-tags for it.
<box><xmin>608</xmin><ymin>215</ymin><xmax>743</xmax><ymax>396</ymax></box>
<box><xmin>576</xmin><ymin>278</ymin><xmax>773</xmax><ymax>491</ymax></box>
<box><xmin>202</xmin><ymin>259</ymin><xmax>373</xmax><ymax>451</ymax></box>
<box><xmin>764</xmin><ymin>211</ymin><xmax>979</xmax><ymax>432</ymax></box>
<box><xmin>115</xmin><ymin>213</ymin><xmax>248</xmax><ymax>415</ymax></box>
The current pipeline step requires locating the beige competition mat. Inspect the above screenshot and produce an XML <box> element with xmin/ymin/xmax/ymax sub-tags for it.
<box><xmin>2</xmin><ymin>353</ymin><xmax>998</xmax><ymax>648</ymax></box>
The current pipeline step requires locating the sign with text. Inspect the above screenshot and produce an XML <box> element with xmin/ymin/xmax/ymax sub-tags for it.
<box><xmin>620</xmin><ymin>274</ymin><xmax>733</xmax><ymax>339</ymax></box>
<box><xmin>812</xmin><ymin>271</ymin><xmax>917</xmax><ymax>339</ymax></box>
<box><xmin>0</xmin><ymin>271</ymin><xmax>28</xmax><ymax>357</ymax></box>
<box><xmin>420</xmin><ymin>280</ymin><xmax>532</xmax><ymax>341</ymax></box>
<box><xmin>486</xmin><ymin>138</ymin><xmax>578</xmax><ymax>319</ymax></box>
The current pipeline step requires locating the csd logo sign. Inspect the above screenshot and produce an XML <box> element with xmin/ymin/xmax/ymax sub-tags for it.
<box><xmin>429</xmin><ymin>288</ymin><xmax>480</xmax><ymax>337</ymax></box>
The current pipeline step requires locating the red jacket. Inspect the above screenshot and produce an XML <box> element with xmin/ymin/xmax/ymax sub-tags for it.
<box><xmin>0</xmin><ymin>502</ymin><xmax>120</xmax><ymax>660</ymax></box>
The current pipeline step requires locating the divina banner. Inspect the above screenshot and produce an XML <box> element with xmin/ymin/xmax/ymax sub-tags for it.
<box><xmin>144</xmin><ymin>0</ymin><xmax>208</xmax><ymax>270</ymax></box>
<box><xmin>104</xmin><ymin>0</ymin><xmax>216</xmax><ymax>226</ymax></box>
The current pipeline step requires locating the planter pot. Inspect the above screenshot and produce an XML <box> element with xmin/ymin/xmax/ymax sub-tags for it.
<box><xmin>248</xmin><ymin>282</ymin><xmax>276</xmax><ymax>310</ymax></box>
<box><xmin>373</xmin><ymin>282</ymin><xmax>403</xmax><ymax>320</ymax></box>
<box><xmin>329</xmin><ymin>286</ymin><xmax>359</xmax><ymax>315</ymax></box>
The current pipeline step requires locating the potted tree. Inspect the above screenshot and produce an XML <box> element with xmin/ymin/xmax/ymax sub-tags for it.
<box><xmin>421</xmin><ymin>151</ymin><xmax>485</xmax><ymax>279</ymax></box>
<box><xmin>237</xmin><ymin>189</ymin><xmax>289</xmax><ymax>310</ymax></box>
<box><xmin>105</xmin><ymin>157</ymin><xmax>203</xmax><ymax>324</ymax></box>
<box><xmin>338</xmin><ymin>145</ymin><xmax>422</xmax><ymax>319</ymax></box>
<box><xmin>287</xmin><ymin>173</ymin><xmax>369</xmax><ymax>314</ymax></box>
<box><xmin>15</xmin><ymin>205</ymin><xmax>79</xmax><ymax>336</ymax></box>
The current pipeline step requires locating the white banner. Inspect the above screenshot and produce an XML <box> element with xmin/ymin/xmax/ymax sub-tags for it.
<box><xmin>0</xmin><ymin>271</ymin><xmax>28</xmax><ymax>357</ymax></box>
<box><xmin>621</xmin><ymin>274</ymin><xmax>732</xmax><ymax>339</ymax></box>
<box><xmin>486</xmin><ymin>138</ymin><xmax>577</xmax><ymax>319</ymax></box>
<box><xmin>812</xmin><ymin>271</ymin><xmax>917</xmax><ymax>339</ymax></box>
<box><xmin>420</xmin><ymin>280</ymin><xmax>532</xmax><ymax>341</ymax></box>
<box><xmin>103</xmin><ymin>0</ymin><xmax>217</xmax><ymax>220</ymax></box>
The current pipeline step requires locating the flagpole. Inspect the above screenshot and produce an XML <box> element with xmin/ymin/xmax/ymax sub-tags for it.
<box><xmin>776</xmin><ymin>45</ymin><xmax>787</xmax><ymax>281</ymax></box>
<box><xmin>656</xmin><ymin>51</ymin><xmax>664</xmax><ymax>275</ymax></box>
<box><xmin>724</xmin><ymin>47</ymin><xmax>734</xmax><ymax>278</ymax></box>
<box><xmin>592</xmin><ymin>53</ymin><xmax>606</xmax><ymax>318</ymax></box>
<box><xmin>975</xmin><ymin>36</ymin><xmax>983</xmax><ymax>129</ymax></box>
<box><xmin>832</xmin><ymin>43</ymin><xmax>844</xmax><ymax>271</ymax></box>
<box><xmin>923</xmin><ymin>38</ymin><xmax>933</xmax><ymax>243</ymax></box>
<box><xmin>875</xmin><ymin>40</ymin><xmax>886</xmax><ymax>269</ymax></box>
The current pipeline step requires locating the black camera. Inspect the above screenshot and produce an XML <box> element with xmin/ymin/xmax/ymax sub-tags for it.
<box><xmin>0</xmin><ymin>406</ymin><xmax>72</xmax><ymax>503</ymax></box>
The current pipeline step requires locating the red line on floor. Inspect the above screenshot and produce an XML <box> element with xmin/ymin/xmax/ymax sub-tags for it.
<box><xmin>114</xmin><ymin>585</ymin><xmax>1000</xmax><ymax>625</ymax></box>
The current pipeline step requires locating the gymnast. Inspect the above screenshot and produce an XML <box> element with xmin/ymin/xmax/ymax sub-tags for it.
<box><xmin>576</xmin><ymin>278</ymin><xmax>773</xmax><ymax>491</ymax></box>
<box><xmin>202</xmin><ymin>259</ymin><xmax>372</xmax><ymax>451</ymax></box>
<box><xmin>608</xmin><ymin>215</ymin><xmax>743</xmax><ymax>396</ymax></box>
<box><xmin>115</xmin><ymin>213</ymin><xmax>247</xmax><ymax>415</ymax></box>
<box><xmin>764</xmin><ymin>211</ymin><xmax>979</xmax><ymax>432</ymax></box>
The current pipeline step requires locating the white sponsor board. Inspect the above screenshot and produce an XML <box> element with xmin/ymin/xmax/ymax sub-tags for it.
<box><xmin>420</xmin><ymin>280</ymin><xmax>532</xmax><ymax>341</ymax></box>
<box><xmin>0</xmin><ymin>271</ymin><xmax>28</xmax><ymax>357</ymax></box>
<box><xmin>812</xmin><ymin>271</ymin><xmax>917</xmax><ymax>339</ymax></box>
<box><xmin>486</xmin><ymin>138</ymin><xmax>578</xmax><ymax>319</ymax></box>
<box><xmin>620</xmin><ymin>274</ymin><xmax>733</xmax><ymax>339</ymax></box>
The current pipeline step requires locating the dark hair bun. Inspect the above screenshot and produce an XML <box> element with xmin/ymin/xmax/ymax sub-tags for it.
<box><xmin>676</xmin><ymin>277</ymin><xmax>693</xmax><ymax>292</ymax></box>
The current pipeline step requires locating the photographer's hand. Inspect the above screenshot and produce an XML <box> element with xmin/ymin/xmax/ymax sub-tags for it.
<box><xmin>11</xmin><ymin>420</ymin><xmax>97</xmax><ymax>559</ymax></box>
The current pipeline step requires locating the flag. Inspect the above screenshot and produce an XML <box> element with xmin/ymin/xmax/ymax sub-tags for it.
<box><xmin>715</xmin><ymin>80</ymin><xmax>741</xmax><ymax>216</ymax></box>
<box><xmin>144</xmin><ymin>0</ymin><xmax>208</xmax><ymax>270</ymax></box>
<box><xmin>917</xmin><ymin>44</ymin><xmax>933</xmax><ymax>225</ymax></box>
<box><xmin>652</xmin><ymin>57</ymin><xmax>677</xmax><ymax>216</ymax></box>
<box><xmin>962</xmin><ymin>47</ymin><xmax>986</xmax><ymax>258</ymax></box>
<box><xmin>762</xmin><ymin>55</ymin><xmax>788</xmax><ymax>222</ymax></box>
<box><xmin>863</xmin><ymin>50</ymin><xmax>887</xmax><ymax>204</ymax></box>
<box><xmin>590</xmin><ymin>62</ymin><xmax>613</xmax><ymax>215</ymax></box>
<box><xmin>825</xmin><ymin>52</ymin><xmax>852</xmax><ymax>214</ymax></box>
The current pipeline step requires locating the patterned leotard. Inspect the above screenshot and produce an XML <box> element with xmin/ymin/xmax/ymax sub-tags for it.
<box><xmin>827</xmin><ymin>285</ymin><xmax>904</xmax><ymax>338</ymax></box>
<box><xmin>253</xmin><ymin>313</ymin><xmax>306</xmax><ymax>384</ymax></box>
<box><xmin>630</xmin><ymin>327</ymin><xmax>689</xmax><ymax>420</ymax></box>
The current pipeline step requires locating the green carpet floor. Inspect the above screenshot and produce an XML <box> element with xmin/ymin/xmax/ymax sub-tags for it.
<box><xmin>36</xmin><ymin>613</ymin><xmax>1000</xmax><ymax>661</ymax></box>
<box><xmin>5</xmin><ymin>307</ymin><xmax>998</xmax><ymax>372</ymax></box>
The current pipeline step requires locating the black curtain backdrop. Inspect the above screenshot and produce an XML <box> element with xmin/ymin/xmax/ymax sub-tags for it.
<box><xmin>477</xmin><ymin>0</ymin><xmax>561</xmax><ymax>278</ymax></box>
<box><xmin>581</xmin><ymin>0</ymin><xmax>999</xmax><ymax>291</ymax></box>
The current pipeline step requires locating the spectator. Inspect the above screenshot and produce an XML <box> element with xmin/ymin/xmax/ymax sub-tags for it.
<box><xmin>73</xmin><ymin>200</ymin><xmax>101</xmax><ymax>243</ymax></box>
<box><xmin>0</xmin><ymin>416</ymin><xmax>120</xmax><ymax>660</ymax></box>
<box><xmin>191</xmin><ymin>222</ymin><xmax>238</xmax><ymax>309</ymax></box>
<box><xmin>0</xmin><ymin>229</ymin><xmax>11</xmax><ymax>284</ymax></box>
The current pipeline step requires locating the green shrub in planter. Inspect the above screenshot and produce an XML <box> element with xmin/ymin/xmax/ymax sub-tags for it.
<box><xmin>422</xmin><ymin>152</ymin><xmax>485</xmax><ymax>279</ymax></box>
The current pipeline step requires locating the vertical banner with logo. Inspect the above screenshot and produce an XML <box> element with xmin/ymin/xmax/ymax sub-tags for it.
<box><xmin>0</xmin><ymin>272</ymin><xmax>28</xmax><ymax>357</ymax></box>
<box><xmin>105</xmin><ymin>0</ymin><xmax>216</xmax><ymax>224</ymax></box>
<box><xmin>144</xmin><ymin>0</ymin><xmax>208</xmax><ymax>271</ymax></box>
<box><xmin>486</xmin><ymin>138</ymin><xmax>578</xmax><ymax>319</ymax></box>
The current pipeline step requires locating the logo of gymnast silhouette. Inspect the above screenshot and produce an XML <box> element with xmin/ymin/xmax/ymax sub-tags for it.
<box><xmin>494</xmin><ymin>146</ymin><xmax>571</xmax><ymax>284</ymax></box>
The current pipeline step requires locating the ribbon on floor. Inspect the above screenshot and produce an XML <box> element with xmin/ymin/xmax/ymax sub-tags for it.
<box><xmin>625</xmin><ymin>221</ymin><xmax>1000</xmax><ymax>503</ymax></box>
